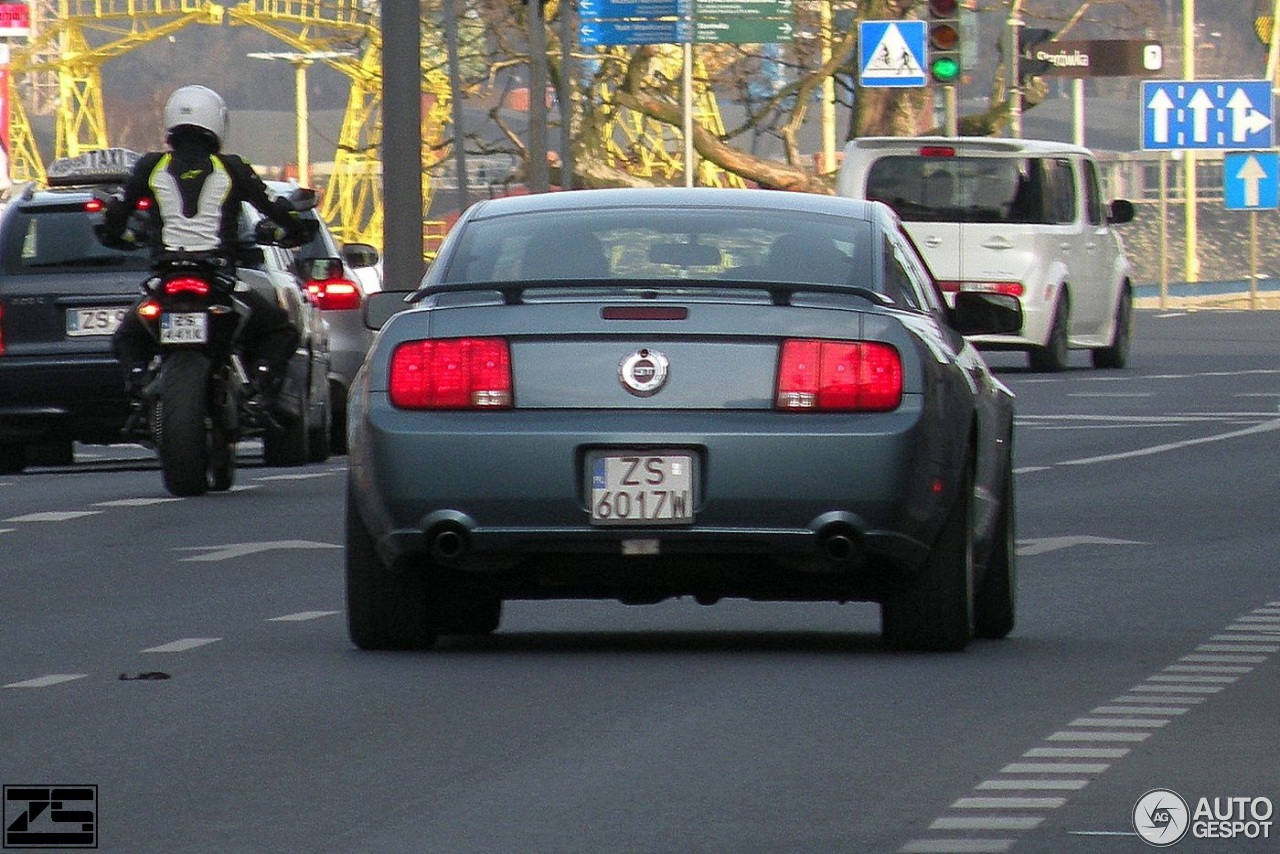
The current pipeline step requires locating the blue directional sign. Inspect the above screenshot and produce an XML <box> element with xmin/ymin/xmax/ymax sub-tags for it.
<box><xmin>578</xmin><ymin>0</ymin><xmax>689</xmax><ymax>19</ymax></box>
<box><xmin>1142</xmin><ymin>80</ymin><xmax>1275</xmax><ymax>151</ymax></box>
<box><xmin>859</xmin><ymin>20</ymin><xmax>927</xmax><ymax>88</ymax></box>
<box><xmin>579</xmin><ymin>18</ymin><xmax>690</xmax><ymax>46</ymax></box>
<box><xmin>1224</xmin><ymin>151</ymin><xmax>1280</xmax><ymax>210</ymax></box>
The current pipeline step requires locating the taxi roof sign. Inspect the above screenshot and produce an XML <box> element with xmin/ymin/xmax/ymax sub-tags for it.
<box><xmin>46</xmin><ymin>148</ymin><xmax>141</xmax><ymax>187</ymax></box>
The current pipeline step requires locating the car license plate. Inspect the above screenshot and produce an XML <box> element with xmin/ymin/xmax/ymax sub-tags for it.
<box><xmin>65</xmin><ymin>306</ymin><xmax>127</xmax><ymax>337</ymax></box>
<box><xmin>590</xmin><ymin>453</ymin><xmax>694</xmax><ymax>525</ymax></box>
<box><xmin>159</xmin><ymin>312</ymin><xmax>208</xmax><ymax>344</ymax></box>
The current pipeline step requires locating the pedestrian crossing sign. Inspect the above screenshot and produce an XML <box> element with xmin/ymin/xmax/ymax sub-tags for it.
<box><xmin>859</xmin><ymin>20</ymin><xmax>928</xmax><ymax>88</ymax></box>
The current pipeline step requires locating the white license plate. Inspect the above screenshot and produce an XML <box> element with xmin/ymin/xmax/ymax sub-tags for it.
<box><xmin>159</xmin><ymin>312</ymin><xmax>208</xmax><ymax>344</ymax></box>
<box><xmin>590</xmin><ymin>453</ymin><xmax>694</xmax><ymax>525</ymax></box>
<box><xmin>65</xmin><ymin>306</ymin><xmax>127</xmax><ymax>337</ymax></box>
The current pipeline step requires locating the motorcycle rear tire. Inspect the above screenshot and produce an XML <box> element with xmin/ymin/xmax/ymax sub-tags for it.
<box><xmin>157</xmin><ymin>351</ymin><xmax>212</xmax><ymax>497</ymax></box>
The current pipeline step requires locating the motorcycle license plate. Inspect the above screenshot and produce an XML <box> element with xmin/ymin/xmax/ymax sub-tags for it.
<box><xmin>159</xmin><ymin>312</ymin><xmax>208</xmax><ymax>344</ymax></box>
<box><xmin>589</xmin><ymin>452</ymin><xmax>695</xmax><ymax>526</ymax></box>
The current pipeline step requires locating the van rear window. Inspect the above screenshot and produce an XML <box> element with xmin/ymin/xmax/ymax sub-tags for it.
<box><xmin>865</xmin><ymin>155</ymin><xmax>1075</xmax><ymax>226</ymax></box>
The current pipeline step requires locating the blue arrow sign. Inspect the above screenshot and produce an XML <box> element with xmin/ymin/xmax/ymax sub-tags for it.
<box><xmin>1142</xmin><ymin>80</ymin><xmax>1275</xmax><ymax>151</ymax></box>
<box><xmin>859</xmin><ymin>20</ymin><xmax>927</xmax><ymax>88</ymax></box>
<box><xmin>578</xmin><ymin>0</ymin><xmax>689</xmax><ymax>18</ymax></box>
<box><xmin>579</xmin><ymin>18</ymin><xmax>690</xmax><ymax>46</ymax></box>
<box><xmin>1224</xmin><ymin>151</ymin><xmax>1280</xmax><ymax>210</ymax></box>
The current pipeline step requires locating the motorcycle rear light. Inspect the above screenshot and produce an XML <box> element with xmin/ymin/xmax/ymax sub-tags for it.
<box><xmin>163</xmin><ymin>276</ymin><xmax>211</xmax><ymax>297</ymax></box>
<box><xmin>136</xmin><ymin>198</ymin><xmax>151</xmax><ymax>210</ymax></box>
<box><xmin>776</xmin><ymin>339</ymin><xmax>902</xmax><ymax>412</ymax></box>
<box><xmin>389</xmin><ymin>338</ymin><xmax>512</xmax><ymax>410</ymax></box>
<box><xmin>305</xmin><ymin>278</ymin><xmax>362</xmax><ymax>311</ymax></box>
<box><xmin>137</xmin><ymin>300</ymin><xmax>161</xmax><ymax>320</ymax></box>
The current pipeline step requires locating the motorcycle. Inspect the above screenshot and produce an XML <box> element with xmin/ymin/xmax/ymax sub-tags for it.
<box><xmin>100</xmin><ymin>188</ymin><xmax>318</xmax><ymax>497</ymax></box>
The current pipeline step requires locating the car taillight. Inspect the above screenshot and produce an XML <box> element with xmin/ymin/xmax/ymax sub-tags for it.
<box><xmin>162</xmin><ymin>276</ymin><xmax>210</xmax><ymax>296</ymax></box>
<box><xmin>389</xmin><ymin>338</ymin><xmax>512</xmax><ymax>410</ymax></box>
<box><xmin>84</xmin><ymin>198</ymin><xmax>104</xmax><ymax>213</ymax></box>
<box><xmin>939</xmin><ymin>280</ymin><xmax>1024</xmax><ymax>297</ymax></box>
<box><xmin>918</xmin><ymin>146</ymin><xmax>956</xmax><ymax>157</ymax></box>
<box><xmin>305</xmin><ymin>278</ymin><xmax>362</xmax><ymax>311</ymax></box>
<box><xmin>776</xmin><ymin>339</ymin><xmax>902</xmax><ymax>412</ymax></box>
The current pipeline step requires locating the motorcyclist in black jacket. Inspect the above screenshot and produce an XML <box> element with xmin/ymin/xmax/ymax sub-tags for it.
<box><xmin>98</xmin><ymin>84</ymin><xmax>316</xmax><ymax>409</ymax></box>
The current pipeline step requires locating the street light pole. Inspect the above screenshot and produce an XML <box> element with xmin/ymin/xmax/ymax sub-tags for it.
<box><xmin>246</xmin><ymin>51</ymin><xmax>352</xmax><ymax>187</ymax></box>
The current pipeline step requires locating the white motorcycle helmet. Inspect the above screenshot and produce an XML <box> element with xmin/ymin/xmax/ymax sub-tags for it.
<box><xmin>163</xmin><ymin>85</ymin><xmax>228</xmax><ymax>150</ymax></box>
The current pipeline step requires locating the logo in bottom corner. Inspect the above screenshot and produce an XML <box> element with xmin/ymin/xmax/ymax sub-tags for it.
<box><xmin>1134</xmin><ymin>788</ymin><xmax>1190</xmax><ymax>847</ymax></box>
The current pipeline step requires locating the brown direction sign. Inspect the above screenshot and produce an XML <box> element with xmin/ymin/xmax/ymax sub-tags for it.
<box><xmin>1025</xmin><ymin>39</ymin><xmax>1164</xmax><ymax>78</ymax></box>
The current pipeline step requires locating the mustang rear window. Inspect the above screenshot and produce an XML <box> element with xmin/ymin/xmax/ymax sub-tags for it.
<box><xmin>440</xmin><ymin>209</ymin><xmax>875</xmax><ymax>289</ymax></box>
<box><xmin>0</xmin><ymin>208</ymin><xmax>151</xmax><ymax>275</ymax></box>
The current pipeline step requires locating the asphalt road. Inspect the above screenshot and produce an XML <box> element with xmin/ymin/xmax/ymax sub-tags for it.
<box><xmin>2</xmin><ymin>308</ymin><xmax>1279</xmax><ymax>853</ymax></box>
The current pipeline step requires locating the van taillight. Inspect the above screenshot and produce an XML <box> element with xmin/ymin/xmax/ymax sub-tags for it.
<box><xmin>776</xmin><ymin>339</ymin><xmax>902</xmax><ymax>412</ymax></box>
<box><xmin>919</xmin><ymin>146</ymin><xmax>956</xmax><ymax>157</ymax></box>
<box><xmin>305</xmin><ymin>278</ymin><xmax>362</xmax><ymax>311</ymax></box>
<box><xmin>942</xmin><ymin>280</ymin><xmax>1024</xmax><ymax>297</ymax></box>
<box><xmin>389</xmin><ymin>338</ymin><xmax>512</xmax><ymax>410</ymax></box>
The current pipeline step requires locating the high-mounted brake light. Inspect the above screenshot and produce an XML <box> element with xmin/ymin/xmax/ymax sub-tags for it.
<box><xmin>389</xmin><ymin>338</ymin><xmax>513</xmax><ymax>410</ymax></box>
<box><xmin>918</xmin><ymin>146</ymin><xmax>956</xmax><ymax>157</ymax></box>
<box><xmin>162</xmin><ymin>276</ymin><xmax>210</xmax><ymax>297</ymax></box>
<box><xmin>305</xmin><ymin>278</ymin><xmax>362</xmax><ymax>311</ymax></box>
<box><xmin>776</xmin><ymin>339</ymin><xmax>902</xmax><ymax>412</ymax></box>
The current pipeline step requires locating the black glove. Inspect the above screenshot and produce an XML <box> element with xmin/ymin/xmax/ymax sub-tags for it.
<box><xmin>94</xmin><ymin>222</ymin><xmax>137</xmax><ymax>251</ymax></box>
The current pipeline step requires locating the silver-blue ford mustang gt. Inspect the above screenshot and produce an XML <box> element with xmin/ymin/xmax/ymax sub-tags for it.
<box><xmin>347</xmin><ymin>187</ymin><xmax>1019</xmax><ymax>652</ymax></box>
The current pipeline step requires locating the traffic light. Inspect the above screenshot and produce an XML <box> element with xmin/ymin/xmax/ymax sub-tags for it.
<box><xmin>927</xmin><ymin>0</ymin><xmax>961</xmax><ymax>84</ymax></box>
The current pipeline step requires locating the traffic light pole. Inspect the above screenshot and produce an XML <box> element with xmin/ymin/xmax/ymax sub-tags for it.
<box><xmin>1005</xmin><ymin>0</ymin><xmax>1024</xmax><ymax>138</ymax></box>
<box><xmin>943</xmin><ymin>85</ymin><xmax>958</xmax><ymax>135</ymax></box>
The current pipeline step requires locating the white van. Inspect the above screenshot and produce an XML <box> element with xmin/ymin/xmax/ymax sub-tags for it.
<box><xmin>836</xmin><ymin>136</ymin><xmax>1136</xmax><ymax>371</ymax></box>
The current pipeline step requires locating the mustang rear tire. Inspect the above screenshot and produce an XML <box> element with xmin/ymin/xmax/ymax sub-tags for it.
<box><xmin>345</xmin><ymin>490</ymin><xmax>440</xmax><ymax>650</ymax></box>
<box><xmin>882</xmin><ymin>460</ymin><xmax>975</xmax><ymax>652</ymax></box>
<box><xmin>157</xmin><ymin>351</ymin><xmax>211</xmax><ymax>497</ymax></box>
<box><xmin>974</xmin><ymin>461</ymin><xmax>1016</xmax><ymax>639</ymax></box>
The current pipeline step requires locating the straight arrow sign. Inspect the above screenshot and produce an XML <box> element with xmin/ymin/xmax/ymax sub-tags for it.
<box><xmin>1224</xmin><ymin>150</ymin><xmax>1280</xmax><ymax>210</ymax></box>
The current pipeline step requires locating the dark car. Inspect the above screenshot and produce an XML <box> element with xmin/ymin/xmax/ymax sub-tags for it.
<box><xmin>0</xmin><ymin>151</ymin><xmax>332</xmax><ymax>473</ymax></box>
<box><xmin>274</xmin><ymin>180</ymin><xmax>379</xmax><ymax>455</ymax></box>
<box><xmin>346</xmin><ymin>187</ymin><xmax>1020</xmax><ymax>652</ymax></box>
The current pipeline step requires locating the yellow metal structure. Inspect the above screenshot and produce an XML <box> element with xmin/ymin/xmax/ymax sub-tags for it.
<box><xmin>3</xmin><ymin>0</ymin><xmax>446</xmax><ymax>250</ymax></box>
<box><xmin>595</xmin><ymin>46</ymin><xmax>746</xmax><ymax>188</ymax></box>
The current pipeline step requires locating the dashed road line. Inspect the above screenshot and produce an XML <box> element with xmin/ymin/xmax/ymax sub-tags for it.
<box><xmin>898</xmin><ymin>599</ymin><xmax>1280</xmax><ymax>853</ymax></box>
<box><xmin>4</xmin><ymin>674</ymin><xmax>87</xmax><ymax>689</ymax></box>
<box><xmin>140</xmin><ymin>638</ymin><xmax>222</xmax><ymax>653</ymax></box>
<box><xmin>4</xmin><ymin>511</ymin><xmax>102</xmax><ymax>523</ymax></box>
<box><xmin>267</xmin><ymin>610</ymin><xmax>339</xmax><ymax>622</ymax></box>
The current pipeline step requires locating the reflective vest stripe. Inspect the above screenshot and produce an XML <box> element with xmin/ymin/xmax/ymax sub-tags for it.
<box><xmin>148</xmin><ymin>153</ymin><xmax>232</xmax><ymax>252</ymax></box>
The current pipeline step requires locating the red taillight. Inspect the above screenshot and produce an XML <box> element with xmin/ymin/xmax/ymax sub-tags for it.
<box><xmin>137</xmin><ymin>300</ymin><xmax>161</xmax><ymax>320</ymax></box>
<box><xmin>136</xmin><ymin>198</ymin><xmax>151</xmax><ymax>210</ymax></box>
<box><xmin>389</xmin><ymin>338</ymin><xmax>512</xmax><ymax>410</ymax></box>
<box><xmin>162</xmin><ymin>276</ymin><xmax>210</xmax><ymax>297</ymax></box>
<box><xmin>305</xmin><ymin>278</ymin><xmax>362</xmax><ymax>311</ymax></box>
<box><xmin>918</xmin><ymin>146</ymin><xmax>956</xmax><ymax>157</ymax></box>
<box><xmin>940</xmin><ymin>280</ymin><xmax>1024</xmax><ymax>297</ymax></box>
<box><xmin>776</xmin><ymin>339</ymin><xmax>902</xmax><ymax>412</ymax></box>
<box><xmin>84</xmin><ymin>198</ymin><xmax>104</xmax><ymax>213</ymax></box>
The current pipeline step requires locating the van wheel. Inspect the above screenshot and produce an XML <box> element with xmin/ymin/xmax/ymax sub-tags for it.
<box><xmin>1091</xmin><ymin>287</ymin><xmax>1132</xmax><ymax>369</ymax></box>
<box><xmin>1028</xmin><ymin>295</ymin><xmax>1069</xmax><ymax>372</ymax></box>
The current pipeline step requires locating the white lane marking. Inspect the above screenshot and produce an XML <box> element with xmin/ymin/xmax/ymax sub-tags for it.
<box><xmin>1001</xmin><ymin>763</ymin><xmax>1110</xmax><ymax>774</ymax></box>
<box><xmin>900</xmin><ymin>841</ymin><xmax>1013</xmax><ymax>853</ymax></box>
<box><xmin>1024</xmin><ymin>747</ymin><xmax>1131</xmax><ymax>758</ymax></box>
<box><xmin>1067</xmin><ymin>717</ymin><xmax>1170</xmax><ymax>728</ymax></box>
<box><xmin>1199</xmin><ymin>643</ymin><xmax>1279</xmax><ymax>652</ymax></box>
<box><xmin>254</xmin><ymin>472</ymin><xmax>341</xmax><ymax>482</ymax></box>
<box><xmin>175</xmin><ymin>540</ymin><xmax>340</xmax><ymax>562</ymax></box>
<box><xmin>1127</xmin><ymin>683</ymin><xmax>1224</xmax><ymax>694</ymax></box>
<box><xmin>1013</xmin><ymin>466</ymin><xmax>1051</xmax><ymax>474</ymax></box>
<box><xmin>4</xmin><ymin>511</ymin><xmax>102</xmax><ymax>523</ymax></box>
<box><xmin>951</xmin><ymin>797</ymin><xmax>1068</xmax><ymax>809</ymax></box>
<box><xmin>267</xmin><ymin>610</ymin><xmax>340</xmax><ymax>622</ymax></box>
<box><xmin>1046</xmin><ymin>731</ymin><xmax>1150</xmax><ymax>742</ymax></box>
<box><xmin>1058</xmin><ymin>417</ymin><xmax>1280</xmax><ymax>467</ymax></box>
<box><xmin>0</xmin><ymin>528</ymin><xmax>13</xmax><ymax>535</ymax></box>
<box><xmin>1147</xmin><ymin>673</ymin><xmax>1239</xmax><ymax>683</ymax></box>
<box><xmin>1164</xmin><ymin>664</ymin><xmax>1253</xmax><ymax>674</ymax></box>
<box><xmin>1016</xmin><ymin>535</ymin><xmax>1145</xmax><ymax>556</ymax></box>
<box><xmin>977</xmin><ymin>780</ymin><xmax>1089</xmax><ymax>791</ymax></box>
<box><xmin>4</xmin><ymin>674</ymin><xmax>87</xmax><ymax>688</ymax></box>
<box><xmin>1112</xmin><ymin>694</ymin><xmax>1205</xmax><ymax>704</ymax></box>
<box><xmin>930</xmin><ymin>817</ymin><xmax>1044</xmax><ymax>831</ymax></box>
<box><xmin>1235</xmin><ymin>614</ymin><xmax>1280</xmax><ymax>622</ymax></box>
<box><xmin>1181</xmin><ymin>653</ymin><xmax>1268</xmax><ymax>662</ymax></box>
<box><xmin>93</xmin><ymin>497</ymin><xmax>184</xmax><ymax>507</ymax></box>
<box><xmin>1092</xmin><ymin>706</ymin><xmax>1188</xmax><ymax>715</ymax></box>
<box><xmin>141</xmin><ymin>638</ymin><xmax>221</xmax><ymax>653</ymax></box>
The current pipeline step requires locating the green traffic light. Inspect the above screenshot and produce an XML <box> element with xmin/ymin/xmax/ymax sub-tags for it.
<box><xmin>930</xmin><ymin>56</ymin><xmax>960</xmax><ymax>83</ymax></box>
